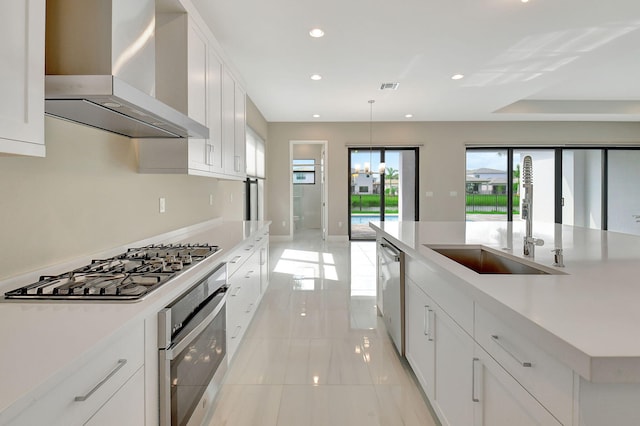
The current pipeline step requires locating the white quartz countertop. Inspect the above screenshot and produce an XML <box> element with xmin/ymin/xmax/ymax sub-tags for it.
<box><xmin>370</xmin><ymin>220</ymin><xmax>640</xmax><ymax>383</ymax></box>
<box><xmin>0</xmin><ymin>219</ymin><xmax>270</xmax><ymax>420</ymax></box>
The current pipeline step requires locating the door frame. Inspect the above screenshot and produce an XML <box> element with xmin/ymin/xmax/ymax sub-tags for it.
<box><xmin>289</xmin><ymin>140</ymin><xmax>329</xmax><ymax>240</ymax></box>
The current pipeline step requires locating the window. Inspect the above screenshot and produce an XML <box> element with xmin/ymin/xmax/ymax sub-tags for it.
<box><xmin>293</xmin><ymin>159</ymin><xmax>315</xmax><ymax>185</ymax></box>
<box><xmin>466</xmin><ymin>146</ymin><xmax>640</xmax><ymax>236</ymax></box>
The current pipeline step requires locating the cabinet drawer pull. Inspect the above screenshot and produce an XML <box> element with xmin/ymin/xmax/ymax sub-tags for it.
<box><xmin>231</xmin><ymin>325</ymin><xmax>242</xmax><ymax>339</ymax></box>
<box><xmin>245</xmin><ymin>270</ymin><xmax>254</xmax><ymax>279</ymax></box>
<box><xmin>244</xmin><ymin>245</ymin><xmax>254</xmax><ymax>251</ymax></box>
<box><xmin>230</xmin><ymin>255</ymin><xmax>242</xmax><ymax>264</ymax></box>
<box><xmin>245</xmin><ymin>303</ymin><xmax>254</xmax><ymax>313</ymax></box>
<box><xmin>471</xmin><ymin>357</ymin><xmax>480</xmax><ymax>402</ymax></box>
<box><xmin>491</xmin><ymin>335</ymin><xmax>532</xmax><ymax>367</ymax></box>
<box><xmin>231</xmin><ymin>286</ymin><xmax>241</xmax><ymax>297</ymax></box>
<box><xmin>74</xmin><ymin>359</ymin><xmax>127</xmax><ymax>402</ymax></box>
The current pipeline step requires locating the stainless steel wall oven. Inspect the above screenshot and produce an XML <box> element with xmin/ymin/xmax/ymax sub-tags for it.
<box><xmin>158</xmin><ymin>263</ymin><xmax>228</xmax><ymax>426</ymax></box>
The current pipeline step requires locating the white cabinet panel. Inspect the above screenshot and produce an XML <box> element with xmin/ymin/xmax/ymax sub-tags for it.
<box><xmin>405</xmin><ymin>277</ymin><xmax>435</xmax><ymax>399</ymax></box>
<box><xmin>84</xmin><ymin>367</ymin><xmax>145</xmax><ymax>426</ymax></box>
<box><xmin>9</xmin><ymin>323</ymin><xmax>144</xmax><ymax>426</ymax></box>
<box><xmin>0</xmin><ymin>0</ymin><xmax>45</xmax><ymax>157</ymax></box>
<box><xmin>473</xmin><ymin>344</ymin><xmax>561</xmax><ymax>426</ymax></box>
<box><xmin>475</xmin><ymin>304</ymin><xmax>573</xmax><ymax>425</ymax></box>
<box><xmin>433</xmin><ymin>302</ymin><xmax>475</xmax><ymax>426</ymax></box>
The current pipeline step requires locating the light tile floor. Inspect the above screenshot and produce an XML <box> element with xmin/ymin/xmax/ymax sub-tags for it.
<box><xmin>208</xmin><ymin>229</ymin><xmax>438</xmax><ymax>426</ymax></box>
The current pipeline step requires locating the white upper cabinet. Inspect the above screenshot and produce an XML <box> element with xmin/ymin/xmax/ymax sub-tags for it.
<box><xmin>138</xmin><ymin>8</ymin><xmax>245</xmax><ymax>180</ymax></box>
<box><xmin>222</xmin><ymin>68</ymin><xmax>247</xmax><ymax>180</ymax></box>
<box><xmin>0</xmin><ymin>0</ymin><xmax>45</xmax><ymax>157</ymax></box>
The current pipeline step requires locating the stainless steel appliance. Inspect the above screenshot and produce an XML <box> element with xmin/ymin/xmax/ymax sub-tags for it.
<box><xmin>45</xmin><ymin>0</ymin><xmax>208</xmax><ymax>139</ymax></box>
<box><xmin>378</xmin><ymin>237</ymin><xmax>405</xmax><ymax>355</ymax></box>
<box><xmin>4</xmin><ymin>244</ymin><xmax>220</xmax><ymax>301</ymax></box>
<box><xmin>158</xmin><ymin>263</ymin><xmax>228</xmax><ymax>426</ymax></box>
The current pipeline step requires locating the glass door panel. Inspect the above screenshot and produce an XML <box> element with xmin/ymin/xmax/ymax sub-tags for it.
<box><xmin>350</xmin><ymin>148</ymin><xmax>381</xmax><ymax>240</ymax></box>
<box><xmin>562</xmin><ymin>149</ymin><xmax>602</xmax><ymax>229</ymax></box>
<box><xmin>608</xmin><ymin>150</ymin><xmax>640</xmax><ymax>236</ymax></box>
<box><xmin>465</xmin><ymin>150</ymin><xmax>509</xmax><ymax>222</ymax></box>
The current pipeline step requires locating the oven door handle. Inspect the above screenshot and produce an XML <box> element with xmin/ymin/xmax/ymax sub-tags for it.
<box><xmin>165</xmin><ymin>293</ymin><xmax>227</xmax><ymax>360</ymax></box>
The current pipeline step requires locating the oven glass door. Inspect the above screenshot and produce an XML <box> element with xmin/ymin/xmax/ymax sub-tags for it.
<box><xmin>168</xmin><ymin>294</ymin><xmax>226</xmax><ymax>426</ymax></box>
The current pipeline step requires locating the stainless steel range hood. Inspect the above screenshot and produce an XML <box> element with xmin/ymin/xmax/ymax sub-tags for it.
<box><xmin>45</xmin><ymin>0</ymin><xmax>208</xmax><ymax>139</ymax></box>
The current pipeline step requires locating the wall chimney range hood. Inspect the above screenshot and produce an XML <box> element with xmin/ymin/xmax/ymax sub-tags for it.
<box><xmin>45</xmin><ymin>0</ymin><xmax>208</xmax><ymax>139</ymax></box>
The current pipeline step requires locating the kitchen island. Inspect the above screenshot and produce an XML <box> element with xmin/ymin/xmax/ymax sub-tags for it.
<box><xmin>0</xmin><ymin>219</ymin><xmax>270</xmax><ymax>426</ymax></box>
<box><xmin>372</xmin><ymin>220</ymin><xmax>640</xmax><ymax>426</ymax></box>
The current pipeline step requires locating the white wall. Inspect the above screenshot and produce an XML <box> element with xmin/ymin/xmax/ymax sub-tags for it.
<box><xmin>266</xmin><ymin>121</ymin><xmax>640</xmax><ymax>237</ymax></box>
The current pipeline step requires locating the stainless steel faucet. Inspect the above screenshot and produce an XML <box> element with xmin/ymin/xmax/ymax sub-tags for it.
<box><xmin>521</xmin><ymin>156</ymin><xmax>544</xmax><ymax>257</ymax></box>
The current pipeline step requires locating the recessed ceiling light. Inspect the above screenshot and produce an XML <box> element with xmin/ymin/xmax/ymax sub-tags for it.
<box><xmin>102</xmin><ymin>102</ymin><xmax>122</xmax><ymax>108</ymax></box>
<box><xmin>310</xmin><ymin>74</ymin><xmax>322</xmax><ymax>81</ymax></box>
<box><xmin>312</xmin><ymin>114</ymin><xmax>320</xmax><ymax>118</ymax></box>
<box><xmin>309</xmin><ymin>28</ymin><xmax>325</xmax><ymax>38</ymax></box>
<box><xmin>405</xmin><ymin>114</ymin><xmax>413</xmax><ymax>119</ymax></box>
<box><xmin>451</xmin><ymin>74</ymin><xmax>465</xmax><ymax>80</ymax></box>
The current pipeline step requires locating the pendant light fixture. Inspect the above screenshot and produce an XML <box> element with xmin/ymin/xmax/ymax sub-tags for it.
<box><xmin>365</xmin><ymin>100</ymin><xmax>374</xmax><ymax>174</ymax></box>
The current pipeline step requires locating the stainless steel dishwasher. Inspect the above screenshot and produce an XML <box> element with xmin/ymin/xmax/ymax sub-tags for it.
<box><xmin>377</xmin><ymin>237</ymin><xmax>405</xmax><ymax>356</ymax></box>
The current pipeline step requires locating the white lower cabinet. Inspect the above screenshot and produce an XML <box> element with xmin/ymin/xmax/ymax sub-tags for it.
<box><xmin>403</xmin><ymin>257</ymin><xmax>570</xmax><ymax>426</ymax></box>
<box><xmin>431</xmin><ymin>297</ymin><xmax>475</xmax><ymax>426</ymax></box>
<box><xmin>9</xmin><ymin>322</ymin><xmax>144</xmax><ymax>426</ymax></box>
<box><xmin>84</xmin><ymin>367</ymin><xmax>145</xmax><ymax>426</ymax></box>
<box><xmin>472</xmin><ymin>344</ymin><xmax>561</xmax><ymax>425</ymax></box>
<box><xmin>226</xmin><ymin>240</ymin><xmax>263</xmax><ymax>359</ymax></box>
<box><xmin>405</xmin><ymin>277</ymin><xmax>435</xmax><ymax>399</ymax></box>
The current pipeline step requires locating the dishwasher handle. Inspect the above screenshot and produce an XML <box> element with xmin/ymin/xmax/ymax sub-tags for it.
<box><xmin>379</xmin><ymin>240</ymin><xmax>402</xmax><ymax>262</ymax></box>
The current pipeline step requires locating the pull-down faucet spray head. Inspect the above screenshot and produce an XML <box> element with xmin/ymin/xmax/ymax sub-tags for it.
<box><xmin>521</xmin><ymin>156</ymin><xmax>543</xmax><ymax>257</ymax></box>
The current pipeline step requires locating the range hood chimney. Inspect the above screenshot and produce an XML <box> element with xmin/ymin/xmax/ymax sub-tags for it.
<box><xmin>45</xmin><ymin>0</ymin><xmax>208</xmax><ymax>139</ymax></box>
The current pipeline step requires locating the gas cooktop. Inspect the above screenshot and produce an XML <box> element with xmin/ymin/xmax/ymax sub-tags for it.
<box><xmin>4</xmin><ymin>244</ymin><xmax>220</xmax><ymax>301</ymax></box>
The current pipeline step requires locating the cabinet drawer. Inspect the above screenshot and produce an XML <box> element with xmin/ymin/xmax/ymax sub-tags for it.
<box><xmin>475</xmin><ymin>304</ymin><xmax>573</xmax><ymax>425</ymax></box>
<box><xmin>226</xmin><ymin>241</ymin><xmax>255</xmax><ymax>277</ymax></box>
<box><xmin>10</xmin><ymin>322</ymin><xmax>144</xmax><ymax>426</ymax></box>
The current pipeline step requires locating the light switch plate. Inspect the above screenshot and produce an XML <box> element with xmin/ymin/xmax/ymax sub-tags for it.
<box><xmin>159</xmin><ymin>197</ymin><xmax>166</xmax><ymax>213</ymax></box>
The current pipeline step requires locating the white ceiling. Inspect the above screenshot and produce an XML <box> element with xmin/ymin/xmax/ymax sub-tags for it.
<box><xmin>191</xmin><ymin>0</ymin><xmax>640</xmax><ymax>122</ymax></box>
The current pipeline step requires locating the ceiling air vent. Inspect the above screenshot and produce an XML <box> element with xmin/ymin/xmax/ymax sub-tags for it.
<box><xmin>380</xmin><ymin>82</ymin><xmax>400</xmax><ymax>90</ymax></box>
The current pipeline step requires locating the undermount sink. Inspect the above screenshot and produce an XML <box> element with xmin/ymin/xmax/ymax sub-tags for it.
<box><xmin>425</xmin><ymin>245</ymin><xmax>563</xmax><ymax>275</ymax></box>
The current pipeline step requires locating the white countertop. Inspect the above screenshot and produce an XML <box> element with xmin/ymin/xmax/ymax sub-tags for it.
<box><xmin>0</xmin><ymin>219</ymin><xmax>270</xmax><ymax>420</ymax></box>
<box><xmin>370</xmin><ymin>220</ymin><xmax>640</xmax><ymax>383</ymax></box>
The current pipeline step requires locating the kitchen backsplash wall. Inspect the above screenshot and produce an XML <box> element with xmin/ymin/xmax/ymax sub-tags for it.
<box><xmin>0</xmin><ymin>117</ymin><xmax>230</xmax><ymax>280</ymax></box>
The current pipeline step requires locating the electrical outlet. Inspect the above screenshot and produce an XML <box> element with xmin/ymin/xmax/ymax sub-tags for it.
<box><xmin>338</xmin><ymin>221</ymin><xmax>343</xmax><ymax>228</ymax></box>
<box><xmin>159</xmin><ymin>197</ymin><xmax>166</xmax><ymax>213</ymax></box>
<box><xmin>282</xmin><ymin>220</ymin><xmax>286</xmax><ymax>227</ymax></box>
<box><xmin>209</xmin><ymin>194</ymin><xmax>214</xmax><ymax>205</ymax></box>
<box><xmin>425</xmin><ymin>191</ymin><xmax>434</xmax><ymax>197</ymax></box>
<box><xmin>449</xmin><ymin>191</ymin><xmax>458</xmax><ymax>197</ymax></box>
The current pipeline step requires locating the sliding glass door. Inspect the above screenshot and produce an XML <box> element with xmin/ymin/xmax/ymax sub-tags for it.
<box><xmin>349</xmin><ymin>147</ymin><xmax>418</xmax><ymax>240</ymax></box>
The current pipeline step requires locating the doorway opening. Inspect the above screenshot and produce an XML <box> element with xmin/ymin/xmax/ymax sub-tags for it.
<box><xmin>290</xmin><ymin>140</ymin><xmax>328</xmax><ymax>240</ymax></box>
<box><xmin>348</xmin><ymin>147</ymin><xmax>419</xmax><ymax>240</ymax></box>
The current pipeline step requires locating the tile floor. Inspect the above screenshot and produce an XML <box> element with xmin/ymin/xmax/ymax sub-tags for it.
<box><xmin>208</xmin><ymin>229</ymin><xmax>438</xmax><ymax>426</ymax></box>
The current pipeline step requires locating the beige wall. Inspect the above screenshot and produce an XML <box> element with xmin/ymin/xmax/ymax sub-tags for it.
<box><xmin>266</xmin><ymin>121</ymin><xmax>640</xmax><ymax>237</ymax></box>
<box><xmin>0</xmin><ymin>117</ymin><xmax>240</xmax><ymax>280</ymax></box>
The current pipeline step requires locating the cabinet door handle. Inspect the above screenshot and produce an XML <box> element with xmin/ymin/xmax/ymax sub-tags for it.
<box><xmin>230</xmin><ymin>255</ymin><xmax>242</xmax><ymax>264</ymax></box>
<box><xmin>491</xmin><ymin>335</ymin><xmax>532</xmax><ymax>367</ymax></box>
<box><xmin>231</xmin><ymin>286</ymin><xmax>241</xmax><ymax>297</ymax></box>
<box><xmin>74</xmin><ymin>359</ymin><xmax>127</xmax><ymax>402</ymax></box>
<box><xmin>471</xmin><ymin>357</ymin><xmax>480</xmax><ymax>402</ymax></box>
<box><xmin>423</xmin><ymin>305</ymin><xmax>429</xmax><ymax>336</ymax></box>
<box><xmin>427</xmin><ymin>308</ymin><xmax>435</xmax><ymax>342</ymax></box>
<box><xmin>245</xmin><ymin>270</ymin><xmax>254</xmax><ymax>279</ymax></box>
<box><xmin>245</xmin><ymin>303</ymin><xmax>254</xmax><ymax>313</ymax></box>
